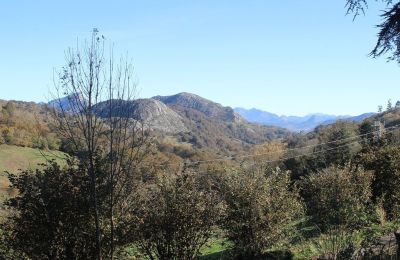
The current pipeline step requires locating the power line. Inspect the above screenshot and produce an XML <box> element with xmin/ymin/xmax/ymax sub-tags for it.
<box><xmin>174</xmin><ymin>140</ymin><xmax>363</xmax><ymax>176</ymax></box>
<box><xmin>262</xmin><ymin>139</ymin><xmax>360</xmax><ymax>164</ymax></box>
<box><xmin>156</xmin><ymin>124</ymin><xmax>400</xmax><ymax>168</ymax></box>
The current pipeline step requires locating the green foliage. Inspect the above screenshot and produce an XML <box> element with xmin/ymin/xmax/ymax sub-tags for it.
<box><xmin>300</xmin><ymin>166</ymin><xmax>374</xmax><ymax>232</ymax></box>
<box><xmin>173</xmin><ymin>106</ymin><xmax>290</xmax><ymax>154</ymax></box>
<box><xmin>131</xmin><ymin>171</ymin><xmax>226</xmax><ymax>260</ymax></box>
<box><xmin>347</xmin><ymin>0</ymin><xmax>400</xmax><ymax>61</ymax></box>
<box><xmin>2</xmin><ymin>95</ymin><xmax>400</xmax><ymax>259</ymax></box>
<box><xmin>0</xmin><ymin>145</ymin><xmax>67</xmax><ymax>209</ymax></box>
<box><xmin>358</xmin><ymin>120</ymin><xmax>376</xmax><ymax>147</ymax></box>
<box><xmin>356</xmin><ymin>221</ymin><xmax>400</xmax><ymax>250</ymax></box>
<box><xmin>312</xmin><ymin>122</ymin><xmax>359</xmax><ymax>169</ymax></box>
<box><xmin>387</xmin><ymin>99</ymin><xmax>393</xmax><ymax>111</ymax></box>
<box><xmin>312</xmin><ymin>229</ymin><xmax>354</xmax><ymax>260</ymax></box>
<box><xmin>292</xmin><ymin>221</ymin><xmax>400</xmax><ymax>260</ymax></box>
<box><xmin>198</xmin><ymin>231</ymin><xmax>233</xmax><ymax>260</ymax></box>
<box><xmin>284</xmin><ymin>121</ymin><xmax>360</xmax><ymax>180</ymax></box>
<box><xmin>221</xmin><ymin>167</ymin><xmax>304</xmax><ymax>257</ymax></box>
<box><xmin>357</xmin><ymin>144</ymin><xmax>400</xmax><ymax>220</ymax></box>
<box><xmin>1</xmin><ymin>161</ymin><xmax>97</xmax><ymax>259</ymax></box>
<box><xmin>0</xmin><ymin>226</ymin><xmax>27</xmax><ymax>259</ymax></box>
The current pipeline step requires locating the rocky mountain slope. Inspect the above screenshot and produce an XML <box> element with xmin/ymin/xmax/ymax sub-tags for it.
<box><xmin>1</xmin><ymin>93</ymin><xmax>394</xmax><ymax>161</ymax></box>
<box><xmin>93</xmin><ymin>98</ymin><xmax>188</xmax><ymax>134</ymax></box>
<box><xmin>48</xmin><ymin>93</ymin><xmax>87</xmax><ymax>112</ymax></box>
<box><xmin>48</xmin><ymin>92</ymin><xmax>290</xmax><ymax>152</ymax></box>
<box><xmin>151</xmin><ymin>93</ymin><xmax>288</xmax><ymax>151</ymax></box>
<box><xmin>154</xmin><ymin>92</ymin><xmax>244</xmax><ymax>123</ymax></box>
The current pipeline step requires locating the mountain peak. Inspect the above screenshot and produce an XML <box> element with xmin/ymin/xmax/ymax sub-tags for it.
<box><xmin>48</xmin><ymin>92</ymin><xmax>87</xmax><ymax>112</ymax></box>
<box><xmin>93</xmin><ymin>98</ymin><xmax>188</xmax><ymax>134</ymax></box>
<box><xmin>153</xmin><ymin>92</ymin><xmax>244</xmax><ymax>122</ymax></box>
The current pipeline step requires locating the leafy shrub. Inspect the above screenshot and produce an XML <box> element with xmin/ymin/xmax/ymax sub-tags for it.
<box><xmin>131</xmin><ymin>171</ymin><xmax>225</xmax><ymax>260</ymax></box>
<box><xmin>1</xmin><ymin>161</ymin><xmax>97</xmax><ymax>259</ymax></box>
<box><xmin>221</xmin><ymin>167</ymin><xmax>304</xmax><ymax>257</ymax></box>
<box><xmin>358</xmin><ymin>145</ymin><xmax>400</xmax><ymax>220</ymax></box>
<box><xmin>312</xmin><ymin>229</ymin><xmax>354</xmax><ymax>260</ymax></box>
<box><xmin>300</xmin><ymin>166</ymin><xmax>374</xmax><ymax>232</ymax></box>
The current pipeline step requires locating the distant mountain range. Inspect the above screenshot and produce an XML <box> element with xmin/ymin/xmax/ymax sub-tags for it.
<box><xmin>48</xmin><ymin>92</ymin><xmax>290</xmax><ymax>152</ymax></box>
<box><xmin>48</xmin><ymin>92</ymin><xmax>375</xmax><ymax>135</ymax></box>
<box><xmin>234</xmin><ymin>108</ymin><xmax>375</xmax><ymax>132</ymax></box>
<box><xmin>0</xmin><ymin>91</ymin><xmax>392</xmax><ymax>159</ymax></box>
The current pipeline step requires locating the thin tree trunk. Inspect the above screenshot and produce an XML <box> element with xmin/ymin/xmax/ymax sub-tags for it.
<box><xmin>395</xmin><ymin>230</ymin><xmax>400</xmax><ymax>259</ymax></box>
<box><xmin>109</xmin><ymin>98</ymin><xmax>115</xmax><ymax>260</ymax></box>
<box><xmin>52</xmin><ymin>29</ymin><xmax>144</xmax><ymax>259</ymax></box>
<box><xmin>90</xmin><ymin>154</ymin><xmax>102</xmax><ymax>260</ymax></box>
<box><xmin>88</xmin><ymin>70</ymin><xmax>102</xmax><ymax>259</ymax></box>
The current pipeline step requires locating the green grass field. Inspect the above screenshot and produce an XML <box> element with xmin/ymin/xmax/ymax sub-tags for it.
<box><xmin>199</xmin><ymin>235</ymin><xmax>233</xmax><ymax>259</ymax></box>
<box><xmin>0</xmin><ymin>144</ymin><xmax>66</xmax><ymax>204</ymax></box>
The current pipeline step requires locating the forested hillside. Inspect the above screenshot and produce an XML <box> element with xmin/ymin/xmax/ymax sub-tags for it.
<box><xmin>0</xmin><ymin>100</ymin><xmax>59</xmax><ymax>150</ymax></box>
<box><xmin>2</xmin><ymin>2</ymin><xmax>400</xmax><ymax>256</ymax></box>
<box><xmin>2</xmin><ymin>93</ymin><xmax>400</xmax><ymax>259</ymax></box>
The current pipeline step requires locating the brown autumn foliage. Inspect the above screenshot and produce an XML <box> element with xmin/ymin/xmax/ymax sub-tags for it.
<box><xmin>0</xmin><ymin>100</ymin><xmax>59</xmax><ymax>150</ymax></box>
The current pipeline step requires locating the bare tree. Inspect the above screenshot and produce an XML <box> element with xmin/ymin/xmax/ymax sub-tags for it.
<box><xmin>51</xmin><ymin>29</ymin><xmax>151</xmax><ymax>259</ymax></box>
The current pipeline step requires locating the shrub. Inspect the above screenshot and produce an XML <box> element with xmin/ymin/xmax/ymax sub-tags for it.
<box><xmin>1</xmin><ymin>161</ymin><xmax>97</xmax><ymax>259</ymax></box>
<box><xmin>313</xmin><ymin>229</ymin><xmax>354</xmax><ymax>260</ymax></box>
<box><xmin>359</xmin><ymin>145</ymin><xmax>400</xmax><ymax>220</ymax></box>
<box><xmin>300</xmin><ymin>166</ymin><xmax>374</xmax><ymax>232</ymax></box>
<box><xmin>221</xmin><ymin>167</ymin><xmax>304</xmax><ymax>257</ymax></box>
<box><xmin>131</xmin><ymin>171</ymin><xmax>225</xmax><ymax>260</ymax></box>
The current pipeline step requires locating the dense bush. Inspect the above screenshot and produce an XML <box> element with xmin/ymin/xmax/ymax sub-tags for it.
<box><xmin>221</xmin><ymin>167</ymin><xmax>304</xmax><ymax>257</ymax></box>
<box><xmin>1</xmin><ymin>161</ymin><xmax>97</xmax><ymax>259</ymax></box>
<box><xmin>131</xmin><ymin>171</ymin><xmax>226</xmax><ymax>260</ymax></box>
<box><xmin>357</xmin><ymin>145</ymin><xmax>400</xmax><ymax>220</ymax></box>
<box><xmin>300</xmin><ymin>166</ymin><xmax>374</xmax><ymax>232</ymax></box>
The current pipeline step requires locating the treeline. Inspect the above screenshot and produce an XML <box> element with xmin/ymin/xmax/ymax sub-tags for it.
<box><xmin>0</xmin><ymin>100</ymin><xmax>60</xmax><ymax>150</ymax></box>
<box><xmin>1</xmin><ymin>117</ymin><xmax>400</xmax><ymax>259</ymax></box>
<box><xmin>1</xmin><ymin>31</ymin><xmax>400</xmax><ymax>259</ymax></box>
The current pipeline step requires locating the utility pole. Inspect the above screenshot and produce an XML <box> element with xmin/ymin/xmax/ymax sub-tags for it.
<box><xmin>374</xmin><ymin>121</ymin><xmax>385</xmax><ymax>141</ymax></box>
<box><xmin>374</xmin><ymin>121</ymin><xmax>380</xmax><ymax>141</ymax></box>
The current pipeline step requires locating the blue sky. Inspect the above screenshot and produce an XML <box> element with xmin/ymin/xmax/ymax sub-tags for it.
<box><xmin>0</xmin><ymin>0</ymin><xmax>399</xmax><ymax>116</ymax></box>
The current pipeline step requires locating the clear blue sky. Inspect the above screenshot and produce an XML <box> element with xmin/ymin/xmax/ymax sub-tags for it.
<box><xmin>0</xmin><ymin>0</ymin><xmax>399</xmax><ymax>116</ymax></box>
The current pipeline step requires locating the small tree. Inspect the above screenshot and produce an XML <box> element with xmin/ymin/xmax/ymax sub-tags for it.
<box><xmin>395</xmin><ymin>100</ymin><xmax>400</xmax><ymax>109</ymax></box>
<box><xmin>387</xmin><ymin>99</ymin><xmax>393</xmax><ymax>111</ymax></box>
<box><xmin>52</xmin><ymin>29</ymin><xmax>151</xmax><ymax>259</ymax></box>
<box><xmin>311</xmin><ymin>122</ymin><xmax>358</xmax><ymax>170</ymax></box>
<box><xmin>358</xmin><ymin>145</ymin><xmax>400</xmax><ymax>220</ymax></box>
<box><xmin>358</xmin><ymin>120</ymin><xmax>377</xmax><ymax>148</ymax></box>
<box><xmin>221</xmin><ymin>167</ymin><xmax>304</xmax><ymax>257</ymax></box>
<box><xmin>130</xmin><ymin>171</ymin><xmax>225</xmax><ymax>260</ymax></box>
<box><xmin>2</xmin><ymin>160</ymin><xmax>104</xmax><ymax>259</ymax></box>
<box><xmin>300</xmin><ymin>166</ymin><xmax>374</xmax><ymax>232</ymax></box>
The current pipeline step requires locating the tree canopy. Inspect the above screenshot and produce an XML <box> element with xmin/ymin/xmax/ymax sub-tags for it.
<box><xmin>347</xmin><ymin>0</ymin><xmax>400</xmax><ymax>61</ymax></box>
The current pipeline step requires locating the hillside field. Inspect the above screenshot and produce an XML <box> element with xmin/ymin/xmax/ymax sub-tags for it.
<box><xmin>0</xmin><ymin>144</ymin><xmax>66</xmax><ymax>203</ymax></box>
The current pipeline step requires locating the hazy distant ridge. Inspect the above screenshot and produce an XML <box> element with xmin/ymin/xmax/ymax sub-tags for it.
<box><xmin>235</xmin><ymin>107</ymin><xmax>374</xmax><ymax>132</ymax></box>
<box><xmin>47</xmin><ymin>92</ymin><xmax>374</xmax><ymax>133</ymax></box>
